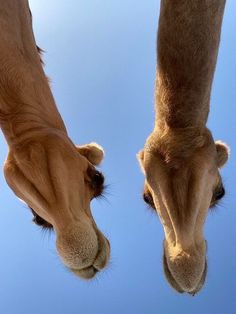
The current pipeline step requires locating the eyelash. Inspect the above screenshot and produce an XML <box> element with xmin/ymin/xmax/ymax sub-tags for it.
<box><xmin>143</xmin><ymin>193</ymin><xmax>156</xmax><ymax>210</ymax></box>
<box><xmin>86</xmin><ymin>170</ymin><xmax>105</xmax><ymax>199</ymax></box>
<box><xmin>210</xmin><ymin>185</ymin><xmax>225</xmax><ymax>208</ymax></box>
<box><xmin>29</xmin><ymin>207</ymin><xmax>53</xmax><ymax>230</ymax></box>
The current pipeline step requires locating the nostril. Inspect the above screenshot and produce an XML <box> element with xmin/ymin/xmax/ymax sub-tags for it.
<box><xmin>92</xmin><ymin>266</ymin><xmax>99</xmax><ymax>274</ymax></box>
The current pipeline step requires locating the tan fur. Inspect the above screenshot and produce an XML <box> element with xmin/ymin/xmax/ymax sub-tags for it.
<box><xmin>77</xmin><ymin>142</ymin><xmax>105</xmax><ymax>166</ymax></box>
<box><xmin>138</xmin><ymin>0</ymin><xmax>229</xmax><ymax>294</ymax></box>
<box><xmin>0</xmin><ymin>0</ymin><xmax>110</xmax><ymax>278</ymax></box>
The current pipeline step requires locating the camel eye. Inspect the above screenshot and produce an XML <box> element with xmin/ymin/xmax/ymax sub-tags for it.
<box><xmin>29</xmin><ymin>207</ymin><xmax>53</xmax><ymax>230</ymax></box>
<box><xmin>143</xmin><ymin>192</ymin><xmax>155</xmax><ymax>209</ymax></box>
<box><xmin>210</xmin><ymin>184</ymin><xmax>225</xmax><ymax>208</ymax></box>
<box><xmin>86</xmin><ymin>167</ymin><xmax>105</xmax><ymax>198</ymax></box>
<box><xmin>92</xmin><ymin>171</ymin><xmax>104</xmax><ymax>187</ymax></box>
<box><xmin>213</xmin><ymin>185</ymin><xmax>225</xmax><ymax>201</ymax></box>
<box><xmin>91</xmin><ymin>171</ymin><xmax>105</xmax><ymax>198</ymax></box>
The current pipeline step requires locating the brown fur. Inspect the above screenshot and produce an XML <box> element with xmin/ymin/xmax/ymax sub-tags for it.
<box><xmin>0</xmin><ymin>0</ymin><xmax>110</xmax><ymax>279</ymax></box>
<box><xmin>138</xmin><ymin>0</ymin><xmax>229</xmax><ymax>294</ymax></box>
<box><xmin>155</xmin><ymin>0</ymin><xmax>226</xmax><ymax>129</ymax></box>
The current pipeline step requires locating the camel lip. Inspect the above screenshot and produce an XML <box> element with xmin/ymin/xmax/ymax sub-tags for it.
<box><xmin>67</xmin><ymin>232</ymin><xmax>110</xmax><ymax>279</ymax></box>
<box><xmin>187</xmin><ymin>259</ymin><xmax>208</xmax><ymax>296</ymax></box>
<box><xmin>68</xmin><ymin>243</ymin><xmax>102</xmax><ymax>279</ymax></box>
<box><xmin>70</xmin><ymin>265</ymin><xmax>99</xmax><ymax>279</ymax></box>
<box><xmin>163</xmin><ymin>248</ymin><xmax>207</xmax><ymax>295</ymax></box>
<box><xmin>69</xmin><ymin>245</ymin><xmax>102</xmax><ymax>279</ymax></box>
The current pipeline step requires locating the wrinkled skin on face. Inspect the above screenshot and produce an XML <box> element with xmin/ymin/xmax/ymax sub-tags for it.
<box><xmin>4</xmin><ymin>130</ymin><xmax>110</xmax><ymax>279</ymax></box>
<box><xmin>138</xmin><ymin>128</ymin><xmax>229</xmax><ymax>294</ymax></box>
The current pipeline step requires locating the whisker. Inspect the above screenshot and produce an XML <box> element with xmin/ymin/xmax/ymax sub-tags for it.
<box><xmin>146</xmin><ymin>204</ymin><xmax>157</xmax><ymax>212</ymax></box>
<box><xmin>95</xmin><ymin>193</ymin><xmax>111</xmax><ymax>205</ymax></box>
<box><xmin>209</xmin><ymin>198</ymin><xmax>228</xmax><ymax>212</ymax></box>
<box><xmin>94</xmin><ymin>183</ymin><xmax>113</xmax><ymax>206</ymax></box>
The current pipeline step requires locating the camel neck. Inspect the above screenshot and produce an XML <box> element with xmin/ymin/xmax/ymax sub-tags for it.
<box><xmin>154</xmin><ymin>0</ymin><xmax>226</xmax><ymax>131</ymax></box>
<box><xmin>0</xmin><ymin>0</ymin><xmax>67</xmax><ymax>147</ymax></box>
<box><xmin>0</xmin><ymin>61</ymin><xmax>67</xmax><ymax>146</ymax></box>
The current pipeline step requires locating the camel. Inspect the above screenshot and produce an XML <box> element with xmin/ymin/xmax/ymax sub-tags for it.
<box><xmin>137</xmin><ymin>0</ymin><xmax>229</xmax><ymax>294</ymax></box>
<box><xmin>0</xmin><ymin>0</ymin><xmax>110</xmax><ymax>279</ymax></box>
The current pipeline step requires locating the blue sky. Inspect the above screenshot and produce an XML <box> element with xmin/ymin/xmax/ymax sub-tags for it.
<box><xmin>0</xmin><ymin>1</ymin><xmax>235</xmax><ymax>313</ymax></box>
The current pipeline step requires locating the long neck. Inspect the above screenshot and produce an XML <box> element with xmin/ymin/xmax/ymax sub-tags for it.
<box><xmin>155</xmin><ymin>0</ymin><xmax>226</xmax><ymax>131</ymax></box>
<box><xmin>0</xmin><ymin>0</ymin><xmax>67</xmax><ymax>146</ymax></box>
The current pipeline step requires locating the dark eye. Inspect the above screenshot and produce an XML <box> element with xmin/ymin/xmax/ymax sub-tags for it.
<box><xmin>86</xmin><ymin>167</ymin><xmax>105</xmax><ymax>198</ymax></box>
<box><xmin>29</xmin><ymin>207</ymin><xmax>53</xmax><ymax>230</ymax></box>
<box><xmin>92</xmin><ymin>171</ymin><xmax>104</xmax><ymax>187</ymax></box>
<box><xmin>143</xmin><ymin>192</ymin><xmax>155</xmax><ymax>209</ymax></box>
<box><xmin>210</xmin><ymin>184</ymin><xmax>225</xmax><ymax>208</ymax></box>
<box><xmin>214</xmin><ymin>185</ymin><xmax>225</xmax><ymax>201</ymax></box>
<box><xmin>92</xmin><ymin>171</ymin><xmax>105</xmax><ymax>198</ymax></box>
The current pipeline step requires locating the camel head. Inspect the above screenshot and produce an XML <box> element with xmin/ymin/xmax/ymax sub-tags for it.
<box><xmin>137</xmin><ymin>127</ymin><xmax>229</xmax><ymax>294</ymax></box>
<box><xmin>4</xmin><ymin>131</ymin><xmax>110</xmax><ymax>279</ymax></box>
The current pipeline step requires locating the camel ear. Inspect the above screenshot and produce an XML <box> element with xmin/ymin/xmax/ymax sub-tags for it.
<box><xmin>76</xmin><ymin>142</ymin><xmax>104</xmax><ymax>165</ymax></box>
<box><xmin>137</xmin><ymin>150</ymin><xmax>145</xmax><ymax>173</ymax></box>
<box><xmin>215</xmin><ymin>141</ymin><xmax>230</xmax><ymax>168</ymax></box>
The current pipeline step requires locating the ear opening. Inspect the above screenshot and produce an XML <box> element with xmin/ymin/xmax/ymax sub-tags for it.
<box><xmin>76</xmin><ymin>142</ymin><xmax>104</xmax><ymax>165</ymax></box>
<box><xmin>215</xmin><ymin>141</ymin><xmax>230</xmax><ymax>168</ymax></box>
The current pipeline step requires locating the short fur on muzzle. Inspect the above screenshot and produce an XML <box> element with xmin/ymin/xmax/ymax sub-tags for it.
<box><xmin>56</xmin><ymin>221</ymin><xmax>110</xmax><ymax>279</ymax></box>
<box><xmin>163</xmin><ymin>240</ymin><xmax>207</xmax><ymax>294</ymax></box>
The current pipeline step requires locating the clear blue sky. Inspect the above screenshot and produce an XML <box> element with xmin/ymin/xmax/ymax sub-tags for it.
<box><xmin>0</xmin><ymin>1</ymin><xmax>235</xmax><ymax>313</ymax></box>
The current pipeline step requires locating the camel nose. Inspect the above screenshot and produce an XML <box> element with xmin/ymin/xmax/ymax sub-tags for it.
<box><xmin>163</xmin><ymin>240</ymin><xmax>207</xmax><ymax>293</ymax></box>
<box><xmin>56</xmin><ymin>221</ymin><xmax>110</xmax><ymax>279</ymax></box>
<box><xmin>93</xmin><ymin>231</ymin><xmax>110</xmax><ymax>271</ymax></box>
<box><xmin>68</xmin><ymin>234</ymin><xmax>110</xmax><ymax>280</ymax></box>
<box><xmin>56</xmin><ymin>221</ymin><xmax>99</xmax><ymax>270</ymax></box>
